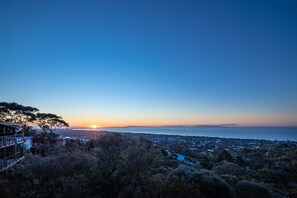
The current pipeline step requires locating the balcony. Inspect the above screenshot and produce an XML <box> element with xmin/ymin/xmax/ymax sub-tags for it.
<box><xmin>0</xmin><ymin>136</ymin><xmax>16</xmax><ymax>148</ymax></box>
<box><xmin>0</xmin><ymin>135</ymin><xmax>24</xmax><ymax>148</ymax></box>
<box><xmin>0</xmin><ymin>152</ymin><xmax>24</xmax><ymax>172</ymax></box>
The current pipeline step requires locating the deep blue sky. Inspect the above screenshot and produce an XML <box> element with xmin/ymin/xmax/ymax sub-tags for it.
<box><xmin>1</xmin><ymin>0</ymin><xmax>297</xmax><ymax>127</ymax></box>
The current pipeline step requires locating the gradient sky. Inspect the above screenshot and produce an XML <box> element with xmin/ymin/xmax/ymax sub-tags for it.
<box><xmin>1</xmin><ymin>0</ymin><xmax>297</xmax><ymax>127</ymax></box>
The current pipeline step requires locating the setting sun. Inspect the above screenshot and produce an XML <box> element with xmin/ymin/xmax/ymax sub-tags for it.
<box><xmin>90</xmin><ymin>124</ymin><xmax>97</xmax><ymax>129</ymax></box>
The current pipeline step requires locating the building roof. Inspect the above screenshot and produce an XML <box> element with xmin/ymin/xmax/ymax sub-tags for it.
<box><xmin>0</xmin><ymin>122</ymin><xmax>21</xmax><ymax>128</ymax></box>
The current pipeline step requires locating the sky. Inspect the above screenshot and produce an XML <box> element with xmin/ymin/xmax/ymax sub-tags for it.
<box><xmin>0</xmin><ymin>0</ymin><xmax>297</xmax><ymax>127</ymax></box>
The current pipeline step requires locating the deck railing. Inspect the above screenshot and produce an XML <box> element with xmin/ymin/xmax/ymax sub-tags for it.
<box><xmin>0</xmin><ymin>152</ymin><xmax>24</xmax><ymax>172</ymax></box>
<box><xmin>0</xmin><ymin>135</ymin><xmax>24</xmax><ymax>148</ymax></box>
<box><xmin>0</xmin><ymin>136</ymin><xmax>15</xmax><ymax>148</ymax></box>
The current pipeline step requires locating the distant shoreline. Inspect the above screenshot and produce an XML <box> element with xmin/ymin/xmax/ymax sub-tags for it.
<box><xmin>71</xmin><ymin>124</ymin><xmax>297</xmax><ymax>129</ymax></box>
<box><xmin>58</xmin><ymin>126</ymin><xmax>297</xmax><ymax>142</ymax></box>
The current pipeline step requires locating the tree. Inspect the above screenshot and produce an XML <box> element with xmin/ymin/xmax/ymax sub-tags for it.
<box><xmin>217</xmin><ymin>149</ymin><xmax>234</xmax><ymax>163</ymax></box>
<box><xmin>235</xmin><ymin>180</ymin><xmax>272</xmax><ymax>198</ymax></box>
<box><xmin>35</xmin><ymin>113</ymin><xmax>69</xmax><ymax>133</ymax></box>
<box><xmin>165</xmin><ymin>166</ymin><xmax>235</xmax><ymax>198</ymax></box>
<box><xmin>86</xmin><ymin>133</ymin><xmax>165</xmax><ymax>197</ymax></box>
<box><xmin>0</xmin><ymin>102</ymin><xmax>39</xmax><ymax>128</ymax></box>
<box><xmin>213</xmin><ymin>161</ymin><xmax>244</xmax><ymax>176</ymax></box>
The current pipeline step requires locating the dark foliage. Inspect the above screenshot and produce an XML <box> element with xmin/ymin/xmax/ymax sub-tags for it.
<box><xmin>35</xmin><ymin>113</ymin><xmax>69</xmax><ymax>133</ymax></box>
<box><xmin>0</xmin><ymin>102</ymin><xmax>39</xmax><ymax>125</ymax></box>
<box><xmin>165</xmin><ymin>166</ymin><xmax>235</xmax><ymax>198</ymax></box>
<box><xmin>217</xmin><ymin>149</ymin><xmax>234</xmax><ymax>163</ymax></box>
<box><xmin>213</xmin><ymin>161</ymin><xmax>244</xmax><ymax>176</ymax></box>
<box><xmin>235</xmin><ymin>180</ymin><xmax>272</xmax><ymax>198</ymax></box>
<box><xmin>1</xmin><ymin>133</ymin><xmax>295</xmax><ymax>198</ymax></box>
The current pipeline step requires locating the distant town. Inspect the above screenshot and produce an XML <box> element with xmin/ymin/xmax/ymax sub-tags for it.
<box><xmin>56</xmin><ymin>128</ymin><xmax>297</xmax><ymax>167</ymax></box>
<box><xmin>52</xmin><ymin>128</ymin><xmax>297</xmax><ymax>197</ymax></box>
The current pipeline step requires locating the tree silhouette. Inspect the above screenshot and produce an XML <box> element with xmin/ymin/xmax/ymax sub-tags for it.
<box><xmin>35</xmin><ymin>113</ymin><xmax>69</xmax><ymax>133</ymax></box>
<box><xmin>0</xmin><ymin>102</ymin><xmax>39</xmax><ymax>126</ymax></box>
<box><xmin>0</xmin><ymin>102</ymin><xmax>69</xmax><ymax>135</ymax></box>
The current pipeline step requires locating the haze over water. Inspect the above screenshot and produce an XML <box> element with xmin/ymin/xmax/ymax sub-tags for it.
<box><xmin>73</xmin><ymin>126</ymin><xmax>297</xmax><ymax>141</ymax></box>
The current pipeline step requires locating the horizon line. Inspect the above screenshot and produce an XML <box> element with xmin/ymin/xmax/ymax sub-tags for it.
<box><xmin>69</xmin><ymin>124</ymin><xmax>297</xmax><ymax>129</ymax></box>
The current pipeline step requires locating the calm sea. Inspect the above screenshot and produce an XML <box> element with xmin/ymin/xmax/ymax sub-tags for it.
<box><xmin>86</xmin><ymin>126</ymin><xmax>297</xmax><ymax>141</ymax></box>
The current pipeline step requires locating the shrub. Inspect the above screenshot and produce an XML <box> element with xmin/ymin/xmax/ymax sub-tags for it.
<box><xmin>165</xmin><ymin>166</ymin><xmax>235</xmax><ymax>198</ymax></box>
<box><xmin>240</xmin><ymin>148</ymin><xmax>265</xmax><ymax>169</ymax></box>
<box><xmin>257</xmin><ymin>168</ymin><xmax>291</xmax><ymax>184</ymax></box>
<box><xmin>217</xmin><ymin>150</ymin><xmax>234</xmax><ymax>163</ymax></box>
<box><xmin>235</xmin><ymin>180</ymin><xmax>272</xmax><ymax>198</ymax></box>
<box><xmin>213</xmin><ymin>161</ymin><xmax>244</xmax><ymax>176</ymax></box>
<box><xmin>220</xmin><ymin>174</ymin><xmax>238</xmax><ymax>187</ymax></box>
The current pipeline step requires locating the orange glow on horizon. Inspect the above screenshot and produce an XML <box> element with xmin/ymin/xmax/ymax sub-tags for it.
<box><xmin>65</xmin><ymin>112</ymin><xmax>297</xmax><ymax>128</ymax></box>
<box><xmin>90</xmin><ymin>124</ymin><xmax>98</xmax><ymax>129</ymax></box>
<box><xmin>68</xmin><ymin>120</ymin><xmax>297</xmax><ymax>128</ymax></box>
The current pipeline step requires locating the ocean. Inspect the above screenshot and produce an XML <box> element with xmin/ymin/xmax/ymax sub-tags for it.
<box><xmin>83</xmin><ymin>126</ymin><xmax>297</xmax><ymax>141</ymax></box>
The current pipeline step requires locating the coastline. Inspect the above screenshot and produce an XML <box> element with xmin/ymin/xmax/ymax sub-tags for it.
<box><xmin>69</xmin><ymin>126</ymin><xmax>297</xmax><ymax>141</ymax></box>
<box><xmin>57</xmin><ymin>128</ymin><xmax>297</xmax><ymax>142</ymax></box>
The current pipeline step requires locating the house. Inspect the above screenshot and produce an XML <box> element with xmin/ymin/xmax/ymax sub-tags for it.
<box><xmin>56</xmin><ymin>136</ymin><xmax>66</xmax><ymax>146</ymax></box>
<box><xmin>0</xmin><ymin>122</ymin><xmax>25</xmax><ymax>172</ymax></box>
